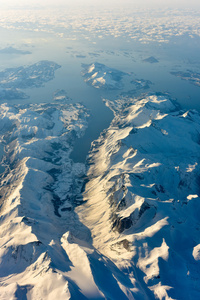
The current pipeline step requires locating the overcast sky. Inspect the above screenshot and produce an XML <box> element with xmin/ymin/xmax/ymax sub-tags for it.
<box><xmin>1</xmin><ymin>0</ymin><xmax>200</xmax><ymax>9</ymax></box>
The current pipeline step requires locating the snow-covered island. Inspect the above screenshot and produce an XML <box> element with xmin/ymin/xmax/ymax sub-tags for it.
<box><xmin>81</xmin><ymin>62</ymin><xmax>128</xmax><ymax>90</ymax></box>
<box><xmin>0</xmin><ymin>87</ymin><xmax>29</xmax><ymax>101</ymax></box>
<box><xmin>0</xmin><ymin>60</ymin><xmax>61</xmax><ymax>89</ymax></box>
<box><xmin>171</xmin><ymin>70</ymin><xmax>200</xmax><ymax>87</ymax></box>
<box><xmin>0</xmin><ymin>61</ymin><xmax>61</xmax><ymax>101</ymax></box>
<box><xmin>53</xmin><ymin>89</ymin><xmax>70</xmax><ymax>102</ymax></box>
<box><xmin>130</xmin><ymin>78</ymin><xmax>152</xmax><ymax>90</ymax></box>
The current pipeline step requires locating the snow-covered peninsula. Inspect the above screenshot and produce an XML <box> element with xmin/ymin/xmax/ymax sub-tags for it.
<box><xmin>79</xmin><ymin>93</ymin><xmax>200</xmax><ymax>299</ymax></box>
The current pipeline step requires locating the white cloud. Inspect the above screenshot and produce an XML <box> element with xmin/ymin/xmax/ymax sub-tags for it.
<box><xmin>1</xmin><ymin>0</ymin><xmax>200</xmax><ymax>9</ymax></box>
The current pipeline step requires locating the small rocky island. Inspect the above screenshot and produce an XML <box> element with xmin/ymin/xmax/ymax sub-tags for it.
<box><xmin>130</xmin><ymin>78</ymin><xmax>152</xmax><ymax>90</ymax></box>
<box><xmin>143</xmin><ymin>56</ymin><xmax>159</xmax><ymax>63</ymax></box>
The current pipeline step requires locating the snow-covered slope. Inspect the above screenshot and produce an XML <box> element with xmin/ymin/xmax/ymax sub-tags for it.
<box><xmin>78</xmin><ymin>94</ymin><xmax>200</xmax><ymax>299</ymax></box>
<box><xmin>0</xmin><ymin>100</ymin><xmax>93</xmax><ymax>299</ymax></box>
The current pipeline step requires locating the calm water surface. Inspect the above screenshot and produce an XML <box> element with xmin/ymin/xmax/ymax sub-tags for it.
<box><xmin>0</xmin><ymin>28</ymin><xmax>200</xmax><ymax>162</ymax></box>
<box><xmin>0</xmin><ymin>144</ymin><xmax>5</xmax><ymax>174</ymax></box>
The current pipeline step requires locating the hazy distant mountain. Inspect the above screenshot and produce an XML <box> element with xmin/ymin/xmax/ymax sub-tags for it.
<box><xmin>0</xmin><ymin>46</ymin><xmax>31</xmax><ymax>55</ymax></box>
<box><xmin>143</xmin><ymin>56</ymin><xmax>159</xmax><ymax>63</ymax></box>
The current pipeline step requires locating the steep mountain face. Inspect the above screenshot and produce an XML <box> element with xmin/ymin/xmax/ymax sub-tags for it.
<box><xmin>79</xmin><ymin>94</ymin><xmax>200</xmax><ymax>299</ymax></box>
<box><xmin>1</xmin><ymin>94</ymin><xmax>200</xmax><ymax>299</ymax></box>
<box><xmin>0</xmin><ymin>101</ymin><xmax>93</xmax><ymax>299</ymax></box>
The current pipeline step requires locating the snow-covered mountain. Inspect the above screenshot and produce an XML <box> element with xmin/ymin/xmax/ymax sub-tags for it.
<box><xmin>79</xmin><ymin>93</ymin><xmax>200</xmax><ymax>299</ymax></box>
<box><xmin>0</xmin><ymin>93</ymin><xmax>200</xmax><ymax>299</ymax></box>
<box><xmin>0</xmin><ymin>60</ymin><xmax>61</xmax><ymax>101</ymax></box>
<box><xmin>81</xmin><ymin>62</ymin><xmax>128</xmax><ymax>90</ymax></box>
<box><xmin>0</xmin><ymin>100</ymin><xmax>93</xmax><ymax>299</ymax></box>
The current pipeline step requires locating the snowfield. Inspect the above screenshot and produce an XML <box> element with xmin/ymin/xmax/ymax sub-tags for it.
<box><xmin>0</xmin><ymin>94</ymin><xmax>200</xmax><ymax>299</ymax></box>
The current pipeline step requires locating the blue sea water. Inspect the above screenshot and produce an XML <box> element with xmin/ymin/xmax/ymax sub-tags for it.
<box><xmin>0</xmin><ymin>144</ymin><xmax>5</xmax><ymax>174</ymax></box>
<box><xmin>0</xmin><ymin>26</ymin><xmax>199</xmax><ymax>163</ymax></box>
